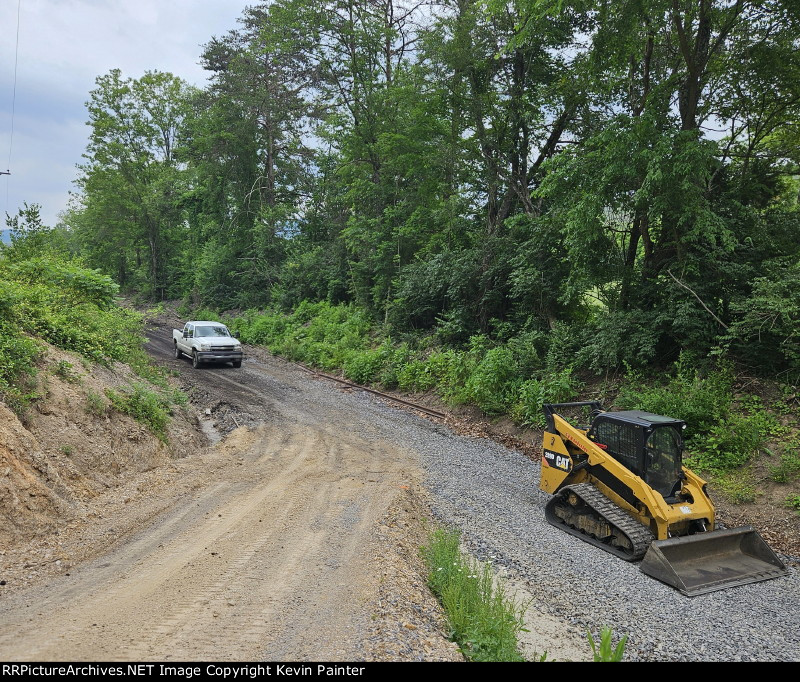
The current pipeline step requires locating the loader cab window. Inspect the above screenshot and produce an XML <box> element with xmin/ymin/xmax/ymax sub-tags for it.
<box><xmin>644</xmin><ymin>427</ymin><xmax>683</xmax><ymax>499</ymax></box>
<box><xmin>592</xmin><ymin>419</ymin><xmax>642</xmax><ymax>477</ymax></box>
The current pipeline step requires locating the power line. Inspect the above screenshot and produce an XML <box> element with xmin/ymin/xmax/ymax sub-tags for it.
<box><xmin>6</xmin><ymin>0</ymin><xmax>22</xmax><ymax>175</ymax></box>
<box><xmin>3</xmin><ymin>0</ymin><xmax>20</xmax><ymax>215</ymax></box>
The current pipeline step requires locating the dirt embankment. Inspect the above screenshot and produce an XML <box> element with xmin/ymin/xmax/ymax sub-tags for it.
<box><xmin>0</xmin><ymin>347</ymin><xmax>204</xmax><ymax>580</ymax></box>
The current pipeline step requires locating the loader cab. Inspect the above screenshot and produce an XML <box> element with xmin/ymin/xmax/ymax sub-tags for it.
<box><xmin>588</xmin><ymin>411</ymin><xmax>685</xmax><ymax>500</ymax></box>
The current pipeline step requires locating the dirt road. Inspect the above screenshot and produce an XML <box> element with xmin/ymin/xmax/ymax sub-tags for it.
<box><xmin>0</xmin><ymin>323</ymin><xmax>460</xmax><ymax>661</ymax></box>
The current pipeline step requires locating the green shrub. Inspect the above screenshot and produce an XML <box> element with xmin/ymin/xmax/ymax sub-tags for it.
<box><xmin>0</xmin><ymin>327</ymin><xmax>41</xmax><ymax>390</ymax></box>
<box><xmin>465</xmin><ymin>347</ymin><xmax>519</xmax><ymax>414</ymax></box>
<box><xmin>0</xmin><ymin>253</ymin><xmax>188</xmax><ymax>432</ymax></box>
<box><xmin>432</xmin><ymin>350</ymin><xmax>474</xmax><ymax>403</ymax></box>
<box><xmin>616</xmin><ymin>359</ymin><xmax>733</xmax><ymax>439</ymax></box>
<box><xmin>616</xmin><ymin>358</ymin><xmax>782</xmax><ymax>472</ymax></box>
<box><xmin>0</xmin><ymin>315</ymin><xmax>42</xmax><ymax>415</ymax></box>
<box><xmin>5</xmin><ymin>257</ymin><xmax>119</xmax><ymax>309</ymax></box>
<box><xmin>232</xmin><ymin>302</ymin><xmax>373</xmax><ymax>371</ymax></box>
<box><xmin>54</xmin><ymin>360</ymin><xmax>79</xmax><ymax>383</ymax></box>
<box><xmin>343</xmin><ymin>347</ymin><xmax>386</xmax><ymax>385</ymax></box>
<box><xmin>376</xmin><ymin>344</ymin><xmax>412</xmax><ymax>388</ymax></box>
<box><xmin>511</xmin><ymin>368</ymin><xmax>581</xmax><ymax>428</ymax></box>
<box><xmin>1</xmin><ymin>257</ymin><xmax>144</xmax><ymax>365</ymax></box>
<box><xmin>689</xmin><ymin>412</ymin><xmax>774</xmax><ymax>471</ymax></box>
<box><xmin>105</xmin><ymin>384</ymin><xmax>171</xmax><ymax>441</ymax></box>
<box><xmin>572</xmin><ymin>309</ymin><xmax>663</xmax><ymax>372</ymax></box>
<box><xmin>397</xmin><ymin>358</ymin><xmax>439</xmax><ymax>392</ymax></box>
<box><xmin>340</xmin><ymin>341</ymin><xmax>411</xmax><ymax>387</ymax></box>
<box><xmin>187</xmin><ymin>308</ymin><xmax>225</xmax><ymax>324</ymax></box>
<box><xmin>422</xmin><ymin>528</ymin><xmax>527</xmax><ymax>662</ymax></box>
<box><xmin>232</xmin><ymin>310</ymin><xmax>289</xmax><ymax>346</ymax></box>
<box><xmin>506</xmin><ymin>331</ymin><xmax>546</xmax><ymax>377</ymax></box>
<box><xmin>786</xmin><ymin>494</ymin><xmax>800</xmax><ymax>513</ymax></box>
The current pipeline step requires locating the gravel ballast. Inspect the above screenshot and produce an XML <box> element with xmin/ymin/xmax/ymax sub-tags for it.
<box><xmin>334</xmin><ymin>385</ymin><xmax>800</xmax><ymax>663</ymax></box>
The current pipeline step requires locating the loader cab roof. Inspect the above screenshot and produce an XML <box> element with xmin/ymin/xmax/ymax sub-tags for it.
<box><xmin>598</xmin><ymin>411</ymin><xmax>685</xmax><ymax>429</ymax></box>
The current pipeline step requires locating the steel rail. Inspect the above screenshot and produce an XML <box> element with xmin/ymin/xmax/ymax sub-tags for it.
<box><xmin>293</xmin><ymin>362</ymin><xmax>448</xmax><ymax>420</ymax></box>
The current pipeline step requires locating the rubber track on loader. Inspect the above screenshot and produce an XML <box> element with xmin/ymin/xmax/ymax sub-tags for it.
<box><xmin>546</xmin><ymin>483</ymin><xmax>654</xmax><ymax>561</ymax></box>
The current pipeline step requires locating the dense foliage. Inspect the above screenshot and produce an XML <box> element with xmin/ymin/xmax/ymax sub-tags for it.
<box><xmin>227</xmin><ymin>300</ymin><xmax>786</xmax><ymax>472</ymax></box>
<box><xmin>3</xmin><ymin>2</ymin><xmax>797</xmax><ymax>519</ymax></box>
<box><xmin>53</xmin><ymin>0</ymin><xmax>799</xmax><ymax>382</ymax></box>
<box><xmin>0</xmin><ymin>214</ymin><xmax>183</xmax><ymax>436</ymax></box>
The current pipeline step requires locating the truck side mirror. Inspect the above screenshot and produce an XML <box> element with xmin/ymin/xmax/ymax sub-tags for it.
<box><xmin>183</xmin><ymin>331</ymin><xmax>188</xmax><ymax>338</ymax></box>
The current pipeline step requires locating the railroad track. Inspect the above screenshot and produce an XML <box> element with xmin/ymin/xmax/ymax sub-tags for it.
<box><xmin>293</xmin><ymin>362</ymin><xmax>448</xmax><ymax>420</ymax></box>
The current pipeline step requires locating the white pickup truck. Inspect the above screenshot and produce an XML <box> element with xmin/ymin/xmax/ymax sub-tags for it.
<box><xmin>172</xmin><ymin>321</ymin><xmax>243</xmax><ymax>369</ymax></box>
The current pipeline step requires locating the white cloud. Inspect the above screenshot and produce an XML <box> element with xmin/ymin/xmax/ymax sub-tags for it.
<box><xmin>0</xmin><ymin>0</ymin><xmax>249</xmax><ymax>225</ymax></box>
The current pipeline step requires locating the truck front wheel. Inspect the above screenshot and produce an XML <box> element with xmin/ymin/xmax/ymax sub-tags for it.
<box><xmin>192</xmin><ymin>350</ymin><xmax>202</xmax><ymax>369</ymax></box>
<box><xmin>174</xmin><ymin>343</ymin><xmax>182</xmax><ymax>359</ymax></box>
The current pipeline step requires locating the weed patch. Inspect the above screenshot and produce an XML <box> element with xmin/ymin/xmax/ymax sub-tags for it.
<box><xmin>53</xmin><ymin>359</ymin><xmax>80</xmax><ymax>383</ymax></box>
<box><xmin>712</xmin><ymin>469</ymin><xmax>760</xmax><ymax>504</ymax></box>
<box><xmin>84</xmin><ymin>388</ymin><xmax>109</xmax><ymax>416</ymax></box>
<box><xmin>769</xmin><ymin>450</ymin><xmax>800</xmax><ymax>483</ymax></box>
<box><xmin>105</xmin><ymin>384</ymin><xmax>172</xmax><ymax>442</ymax></box>
<box><xmin>587</xmin><ymin>627</ymin><xmax>628</xmax><ymax>662</ymax></box>
<box><xmin>422</xmin><ymin>528</ymin><xmax>526</xmax><ymax>662</ymax></box>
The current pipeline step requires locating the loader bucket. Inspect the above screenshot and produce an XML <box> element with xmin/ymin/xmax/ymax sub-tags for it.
<box><xmin>639</xmin><ymin>526</ymin><xmax>788</xmax><ymax>596</ymax></box>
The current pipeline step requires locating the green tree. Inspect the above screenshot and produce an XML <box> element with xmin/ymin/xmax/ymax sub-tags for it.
<box><xmin>72</xmin><ymin>69</ymin><xmax>195</xmax><ymax>299</ymax></box>
<box><xmin>182</xmin><ymin>1</ymin><xmax>323</xmax><ymax>308</ymax></box>
<box><xmin>515</xmin><ymin>0</ymin><xmax>800</xmax><ymax>366</ymax></box>
<box><xmin>3</xmin><ymin>203</ymin><xmax>72</xmax><ymax>261</ymax></box>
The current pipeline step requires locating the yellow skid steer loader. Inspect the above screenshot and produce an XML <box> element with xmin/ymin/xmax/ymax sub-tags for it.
<box><xmin>540</xmin><ymin>402</ymin><xmax>788</xmax><ymax>596</ymax></box>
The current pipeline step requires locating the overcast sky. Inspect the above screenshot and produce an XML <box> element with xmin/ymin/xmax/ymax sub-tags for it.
<box><xmin>0</xmin><ymin>0</ymin><xmax>251</xmax><ymax>227</ymax></box>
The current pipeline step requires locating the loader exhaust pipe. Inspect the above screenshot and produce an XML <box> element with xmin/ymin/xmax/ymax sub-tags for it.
<box><xmin>640</xmin><ymin>526</ymin><xmax>788</xmax><ymax>596</ymax></box>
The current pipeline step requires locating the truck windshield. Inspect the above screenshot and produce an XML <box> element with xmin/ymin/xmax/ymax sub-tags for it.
<box><xmin>644</xmin><ymin>427</ymin><xmax>683</xmax><ymax>499</ymax></box>
<box><xmin>195</xmin><ymin>326</ymin><xmax>231</xmax><ymax>338</ymax></box>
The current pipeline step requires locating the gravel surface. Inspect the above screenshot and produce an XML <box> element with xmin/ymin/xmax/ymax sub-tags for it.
<box><xmin>330</xmin><ymin>384</ymin><xmax>800</xmax><ymax>662</ymax></box>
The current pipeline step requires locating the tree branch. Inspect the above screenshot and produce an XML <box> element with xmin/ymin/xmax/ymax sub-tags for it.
<box><xmin>667</xmin><ymin>269</ymin><xmax>729</xmax><ymax>329</ymax></box>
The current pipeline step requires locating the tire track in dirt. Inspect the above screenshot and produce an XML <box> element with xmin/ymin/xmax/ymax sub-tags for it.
<box><xmin>0</xmin><ymin>328</ymin><xmax>427</xmax><ymax>661</ymax></box>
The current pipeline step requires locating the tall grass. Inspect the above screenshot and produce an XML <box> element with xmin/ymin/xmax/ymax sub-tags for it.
<box><xmin>105</xmin><ymin>384</ymin><xmax>175</xmax><ymax>442</ymax></box>
<box><xmin>422</xmin><ymin>528</ymin><xmax>527</xmax><ymax>662</ymax></box>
